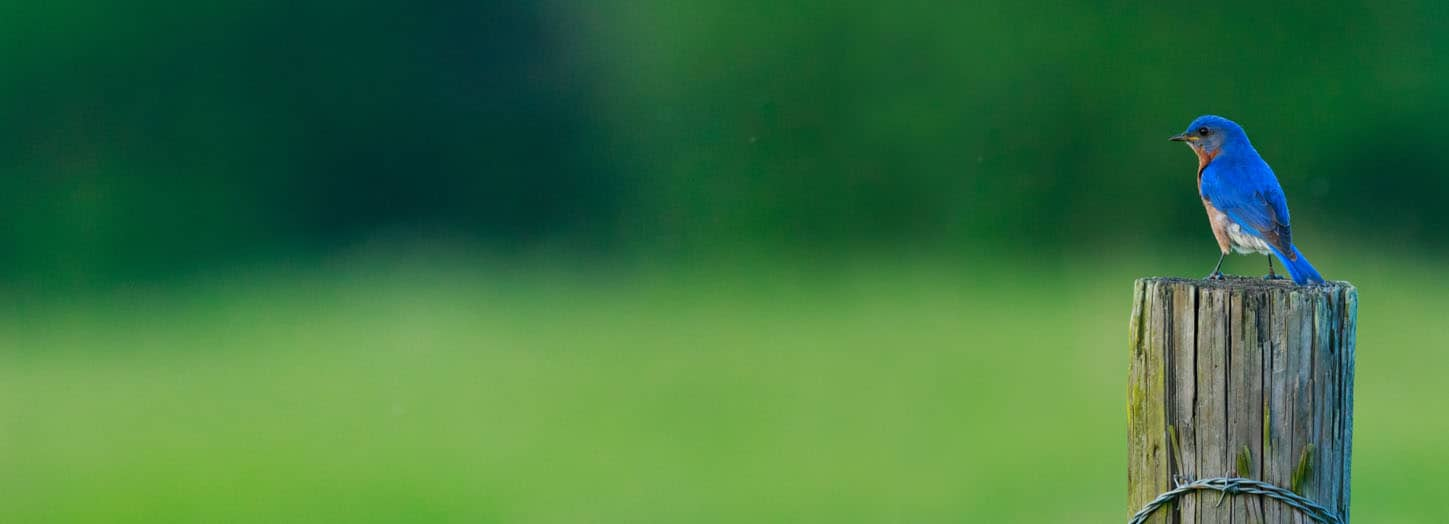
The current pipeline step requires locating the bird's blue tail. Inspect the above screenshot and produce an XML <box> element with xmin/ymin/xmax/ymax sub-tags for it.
<box><xmin>1272</xmin><ymin>245</ymin><xmax>1324</xmax><ymax>285</ymax></box>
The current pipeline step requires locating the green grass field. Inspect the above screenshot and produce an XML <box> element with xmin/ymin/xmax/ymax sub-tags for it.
<box><xmin>1</xmin><ymin>252</ymin><xmax>1445</xmax><ymax>522</ymax></box>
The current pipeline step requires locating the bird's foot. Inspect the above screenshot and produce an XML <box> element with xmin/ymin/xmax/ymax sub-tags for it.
<box><xmin>1263</xmin><ymin>273</ymin><xmax>1286</xmax><ymax>281</ymax></box>
<box><xmin>1205</xmin><ymin>270</ymin><xmax>1226</xmax><ymax>281</ymax></box>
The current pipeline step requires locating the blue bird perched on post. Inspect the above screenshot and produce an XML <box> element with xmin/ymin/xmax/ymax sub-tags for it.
<box><xmin>1170</xmin><ymin>115</ymin><xmax>1325</xmax><ymax>285</ymax></box>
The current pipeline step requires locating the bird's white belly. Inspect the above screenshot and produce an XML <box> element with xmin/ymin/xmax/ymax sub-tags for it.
<box><xmin>1225</xmin><ymin>220</ymin><xmax>1273</xmax><ymax>255</ymax></box>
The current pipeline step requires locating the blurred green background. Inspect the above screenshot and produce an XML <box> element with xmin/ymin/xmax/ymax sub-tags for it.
<box><xmin>2</xmin><ymin>2</ymin><xmax>1447</xmax><ymax>522</ymax></box>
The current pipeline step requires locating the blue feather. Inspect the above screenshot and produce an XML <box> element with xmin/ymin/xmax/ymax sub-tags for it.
<box><xmin>1270</xmin><ymin>245</ymin><xmax>1325</xmax><ymax>285</ymax></box>
<box><xmin>1179</xmin><ymin>115</ymin><xmax>1326</xmax><ymax>285</ymax></box>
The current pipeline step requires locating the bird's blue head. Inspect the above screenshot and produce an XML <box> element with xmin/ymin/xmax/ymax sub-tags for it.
<box><xmin>1170</xmin><ymin>115</ymin><xmax>1251</xmax><ymax>168</ymax></box>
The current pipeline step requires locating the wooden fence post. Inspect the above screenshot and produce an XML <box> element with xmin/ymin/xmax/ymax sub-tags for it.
<box><xmin>1127</xmin><ymin>277</ymin><xmax>1357</xmax><ymax>523</ymax></box>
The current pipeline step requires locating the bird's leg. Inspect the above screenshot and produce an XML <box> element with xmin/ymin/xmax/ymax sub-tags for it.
<box><xmin>1264</xmin><ymin>256</ymin><xmax>1285</xmax><ymax>280</ymax></box>
<box><xmin>1205</xmin><ymin>252</ymin><xmax>1227</xmax><ymax>281</ymax></box>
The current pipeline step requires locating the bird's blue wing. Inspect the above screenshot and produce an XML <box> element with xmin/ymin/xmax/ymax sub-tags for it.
<box><xmin>1200</xmin><ymin>160</ymin><xmax>1294</xmax><ymax>254</ymax></box>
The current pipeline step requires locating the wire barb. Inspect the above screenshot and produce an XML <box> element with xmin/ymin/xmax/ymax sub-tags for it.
<box><xmin>1128</xmin><ymin>477</ymin><xmax>1340</xmax><ymax>524</ymax></box>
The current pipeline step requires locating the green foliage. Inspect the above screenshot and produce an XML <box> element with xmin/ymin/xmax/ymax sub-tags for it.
<box><xmin>2</xmin><ymin>4</ymin><xmax>1449</xmax><ymax>519</ymax></box>
<box><xmin>587</xmin><ymin>2</ymin><xmax>1449</xmax><ymax>254</ymax></box>
<box><xmin>0</xmin><ymin>253</ymin><xmax>1446</xmax><ymax>521</ymax></box>
<box><xmin>4</xmin><ymin>3</ymin><xmax>1449</xmax><ymax>282</ymax></box>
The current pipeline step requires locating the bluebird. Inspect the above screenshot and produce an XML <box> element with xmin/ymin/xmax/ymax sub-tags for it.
<box><xmin>1170</xmin><ymin>115</ymin><xmax>1325</xmax><ymax>285</ymax></box>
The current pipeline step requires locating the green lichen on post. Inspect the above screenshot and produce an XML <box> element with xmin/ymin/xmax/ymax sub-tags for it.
<box><xmin>1292</xmin><ymin>444</ymin><xmax>1314</xmax><ymax>493</ymax></box>
<box><xmin>1127</xmin><ymin>384</ymin><xmax>1138</xmax><ymax>426</ymax></box>
<box><xmin>1262</xmin><ymin>406</ymin><xmax>1271</xmax><ymax>457</ymax></box>
<box><xmin>1236</xmin><ymin>445</ymin><xmax>1252</xmax><ymax>477</ymax></box>
<box><xmin>1127</xmin><ymin>375</ymin><xmax>1148</xmax><ymax>432</ymax></box>
<box><xmin>1127</xmin><ymin>279</ymin><xmax>1172</xmax><ymax>521</ymax></box>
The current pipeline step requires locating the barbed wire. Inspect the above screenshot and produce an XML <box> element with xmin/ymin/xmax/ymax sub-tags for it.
<box><xmin>1128</xmin><ymin>477</ymin><xmax>1341</xmax><ymax>524</ymax></box>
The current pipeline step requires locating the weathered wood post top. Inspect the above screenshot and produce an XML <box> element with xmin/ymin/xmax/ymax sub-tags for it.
<box><xmin>1128</xmin><ymin>277</ymin><xmax>1357</xmax><ymax>523</ymax></box>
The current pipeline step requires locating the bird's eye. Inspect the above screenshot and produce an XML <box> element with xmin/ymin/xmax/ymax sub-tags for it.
<box><xmin>1198</xmin><ymin>127</ymin><xmax>1210</xmax><ymax>136</ymax></box>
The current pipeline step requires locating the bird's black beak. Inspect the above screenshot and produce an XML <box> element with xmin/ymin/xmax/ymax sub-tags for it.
<box><xmin>1168</xmin><ymin>133</ymin><xmax>1194</xmax><ymax>142</ymax></box>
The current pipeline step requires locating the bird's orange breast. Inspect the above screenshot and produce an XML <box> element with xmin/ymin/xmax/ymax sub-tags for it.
<box><xmin>1194</xmin><ymin>147</ymin><xmax>1220</xmax><ymax>192</ymax></box>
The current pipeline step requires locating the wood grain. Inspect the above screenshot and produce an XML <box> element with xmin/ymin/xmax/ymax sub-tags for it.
<box><xmin>1127</xmin><ymin>277</ymin><xmax>1357</xmax><ymax>523</ymax></box>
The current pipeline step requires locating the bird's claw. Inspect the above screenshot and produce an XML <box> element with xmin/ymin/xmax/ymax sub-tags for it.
<box><xmin>1263</xmin><ymin>273</ymin><xmax>1285</xmax><ymax>281</ymax></box>
<box><xmin>1205</xmin><ymin>271</ymin><xmax>1226</xmax><ymax>281</ymax></box>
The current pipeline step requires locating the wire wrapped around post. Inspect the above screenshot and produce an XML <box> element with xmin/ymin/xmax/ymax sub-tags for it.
<box><xmin>1128</xmin><ymin>477</ymin><xmax>1341</xmax><ymax>524</ymax></box>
